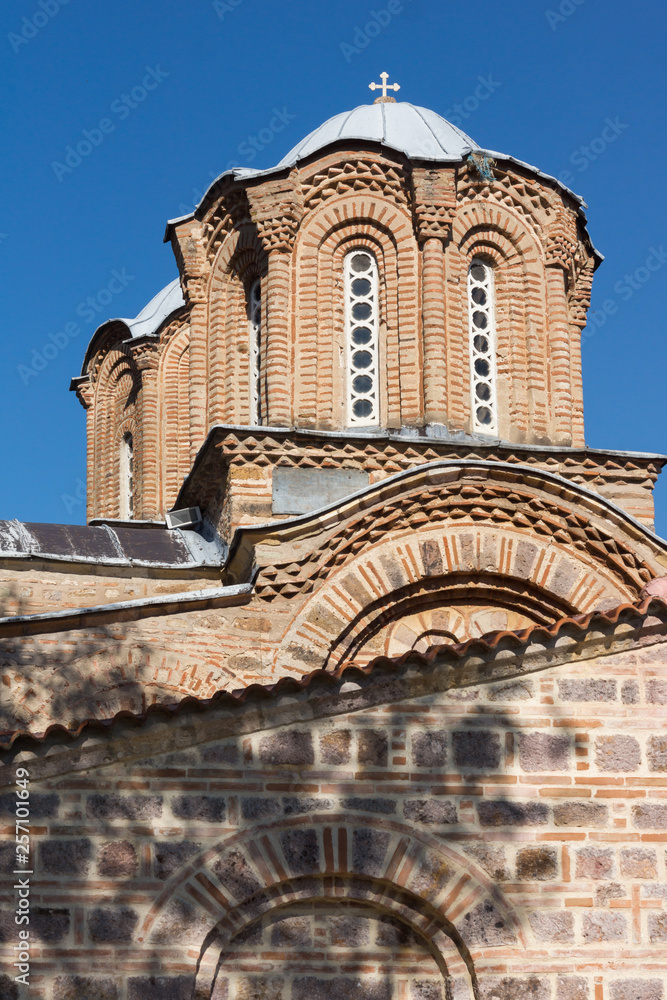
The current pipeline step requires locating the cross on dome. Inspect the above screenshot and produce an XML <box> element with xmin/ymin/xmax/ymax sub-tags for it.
<box><xmin>369</xmin><ymin>72</ymin><xmax>400</xmax><ymax>103</ymax></box>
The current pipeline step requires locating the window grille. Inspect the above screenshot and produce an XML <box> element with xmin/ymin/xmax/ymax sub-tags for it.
<box><xmin>119</xmin><ymin>433</ymin><xmax>134</xmax><ymax>519</ymax></box>
<box><xmin>468</xmin><ymin>260</ymin><xmax>498</xmax><ymax>434</ymax></box>
<box><xmin>248</xmin><ymin>278</ymin><xmax>262</xmax><ymax>424</ymax></box>
<box><xmin>345</xmin><ymin>250</ymin><xmax>379</xmax><ymax>426</ymax></box>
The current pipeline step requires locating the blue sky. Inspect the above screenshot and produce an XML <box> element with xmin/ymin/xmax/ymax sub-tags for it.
<box><xmin>2</xmin><ymin>0</ymin><xmax>666</xmax><ymax>531</ymax></box>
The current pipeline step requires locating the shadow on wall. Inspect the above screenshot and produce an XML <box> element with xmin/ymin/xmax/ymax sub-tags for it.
<box><xmin>0</xmin><ymin>652</ymin><xmax>586</xmax><ymax>1000</ymax></box>
<box><xmin>0</xmin><ymin>582</ymin><xmax>154</xmax><ymax>733</ymax></box>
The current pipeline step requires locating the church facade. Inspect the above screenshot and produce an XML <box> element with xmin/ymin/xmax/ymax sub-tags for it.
<box><xmin>1</xmin><ymin>88</ymin><xmax>667</xmax><ymax>999</ymax></box>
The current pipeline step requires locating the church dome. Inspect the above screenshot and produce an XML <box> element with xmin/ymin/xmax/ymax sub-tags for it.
<box><xmin>274</xmin><ymin>102</ymin><xmax>478</xmax><ymax>168</ymax></box>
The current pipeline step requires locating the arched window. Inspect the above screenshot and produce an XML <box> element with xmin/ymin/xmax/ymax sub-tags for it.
<box><xmin>119</xmin><ymin>432</ymin><xmax>134</xmax><ymax>519</ymax></box>
<box><xmin>345</xmin><ymin>249</ymin><xmax>379</xmax><ymax>427</ymax></box>
<box><xmin>248</xmin><ymin>277</ymin><xmax>262</xmax><ymax>425</ymax></box>
<box><xmin>468</xmin><ymin>260</ymin><xmax>498</xmax><ymax>434</ymax></box>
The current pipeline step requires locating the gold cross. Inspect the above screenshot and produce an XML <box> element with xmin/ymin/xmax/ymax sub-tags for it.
<box><xmin>369</xmin><ymin>72</ymin><xmax>400</xmax><ymax>100</ymax></box>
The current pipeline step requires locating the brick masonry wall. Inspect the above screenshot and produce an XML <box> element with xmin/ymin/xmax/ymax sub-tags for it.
<box><xmin>78</xmin><ymin>149</ymin><xmax>599</xmax><ymax>521</ymax></box>
<box><xmin>1</xmin><ymin>647</ymin><xmax>666</xmax><ymax>999</ymax></box>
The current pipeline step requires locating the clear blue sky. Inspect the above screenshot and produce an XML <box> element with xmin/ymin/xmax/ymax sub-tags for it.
<box><xmin>2</xmin><ymin>0</ymin><xmax>666</xmax><ymax>531</ymax></box>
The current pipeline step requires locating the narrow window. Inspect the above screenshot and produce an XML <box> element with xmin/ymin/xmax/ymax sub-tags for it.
<box><xmin>345</xmin><ymin>250</ymin><xmax>379</xmax><ymax>426</ymax></box>
<box><xmin>468</xmin><ymin>260</ymin><xmax>498</xmax><ymax>434</ymax></box>
<box><xmin>119</xmin><ymin>432</ymin><xmax>134</xmax><ymax>519</ymax></box>
<box><xmin>248</xmin><ymin>277</ymin><xmax>262</xmax><ymax>424</ymax></box>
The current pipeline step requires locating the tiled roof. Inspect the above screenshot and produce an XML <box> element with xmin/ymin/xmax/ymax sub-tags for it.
<box><xmin>2</xmin><ymin>596</ymin><xmax>664</xmax><ymax>749</ymax></box>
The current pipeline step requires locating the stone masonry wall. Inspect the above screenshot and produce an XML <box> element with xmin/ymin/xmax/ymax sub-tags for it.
<box><xmin>1</xmin><ymin>644</ymin><xmax>666</xmax><ymax>998</ymax></box>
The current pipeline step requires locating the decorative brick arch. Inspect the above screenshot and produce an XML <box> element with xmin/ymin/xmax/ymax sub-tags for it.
<box><xmin>92</xmin><ymin>348</ymin><xmax>139</xmax><ymax>518</ymax></box>
<box><xmin>137</xmin><ymin>815</ymin><xmax>526</xmax><ymax>999</ymax></box>
<box><xmin>452</xmin><ymin>202</ymin><xmax>549</xmax><ymax>441</ymax></box>
<box><xmin>207</xmin><ymin>223</ymin><xmax>268</xmax><ymax>426</ymax></box>
<box><xmin>159</xmin><ymin>326</ymin><xmax>191</xmax><ymax>509</ymax></box>
<box><xmin>293</xmin><ymin>195</ymin><xmax>420</xmax><ymax>428</ymax></box>
<box><xmin>258</xmin><ymin>462</ymin><xmax>661</xmax><ymax>671</ymax></box>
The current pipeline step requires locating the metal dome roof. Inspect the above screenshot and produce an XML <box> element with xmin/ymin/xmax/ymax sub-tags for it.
<box><xmin>275</xmin><ymin>101</ymin><xmax>479</xmax><ymax>167</ymax></box>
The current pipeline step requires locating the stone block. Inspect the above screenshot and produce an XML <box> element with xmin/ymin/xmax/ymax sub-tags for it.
<box><xmin>259</xmin><ymin>730</ymin><xmax>314</xmax><ymax>765</ymax></box>
<box><xmin>172</xmin><ymin>795</ymin><xmax>226</xmax><ymax>822</ymax></box>
<box><xmin>648</xmin><ymin>911</ymin><xmax>667</xmax><ymax>942</ymax></box>
<box><xmin>412</xmin><ymin>731</ymin><xmax>448</xmax><ymax>767</ymax></box>
<box><xmin>620</xmin><ymin>848</ymin><xmax>657</xmax><ymax>879</ymax></box>
<box><xmin>516</xmin><ymin>847</ymin><xmax>557</xmax><ymax>880</ymax></box>
<box><xmin>32</xmin><ymin>905</ymin><xmax>70</xmax><ymax>943</ymax></box>
<box><xmin>554</xmin><ymin>801</ymin><xmax>607</xmax><ymax>827</ymax></box>
<box><xmin>212</xmin><ymin>850</ymin><xmax>262</xmax><ymax>900</ymax></box>
<box><xmin>97</xmin><ymin>840</ymin><xmax>138</xmax><ymax>878</ymax></box>
<box><xmin>53</xmin><ymin>978</ymin><xmax>119</xmax><ymax>1000</ymax></box>
<box><xmin>558</xmin><ymin>679</ymin><xmax>617</xmax><ymax>702</ymax></box>
<box><xmin>519</xmin><ymin>732</ymin><xmax>570</xmax><ymax>771</ymax></box>
<box><xmin>376</xmin><ymin>915</ymin><xmax>417</xmax><ymax>947</ymax></box>
<box><xmin>478</xmin><ymin>800</ymin><xmax>548</xmax><ymax>827</ymax></box>
<box><xmin>463</xmin><ymin>843</ymin><xmax>511</xmax><ymax>881</ymax></box>
<box><xmin>529</xmin><ymin>910</ymin><xmax>574</xmax><ymax>943</ymax></box>
<box><xmin>411</xmin><ymin>984</ymin><xmax>443</xmax><ymax>1000</ymax></box>
<box><xmin>633</xmin><ymin>803</ymin><xmax>667</xmax><ymax>829</ymax></box>
<box><xmin>201</xmin><ymin>743</ymin><xmax>240</xmax><ymax>764</ymax></box>
<box><xmin>40</xmin><ymin>838</ymin><xmax>91</xmax><ymax>876</ymax></box>
<box><xmin>582</xmin><ymin>911</ymin><xmax>627</xmax><ymax>942</ymax></box>
<box><xmin>576</xmin><ymin>847</ymin><xmax>614</xmax><ymax>880</ymax></box>
<box><xmin>292</xmin><ymin>978</ymin><xmax>391</xmax><ymax>1000</ymax></box>
<box><xmin>86</xmin><ymin>793</ymin><xmax>162</xmax><ymax>821</ymax></box>
<box><xmin>352</xmin><ymin>828</ymin><xmax>390</xmax><ymax>877</ymax></box>
<box><xmin>154</xmin><ymin>841</ymin><xmax>199</xmax><ymax>880</ymax></box>
<box><xmin>595</xmin><ymin>735</ymin><xmax>641</xmax><ymax>772</ymax></box>
<box><xmin>556</xmin><ymin>978</ymin><xmax>590</xmax><ymax>1000</ymax></box>
<box><xmin>329</xmin><ymin>914</ymin><xmax>370</xmax><ymax>946</ymax></box>
<box><xmin>358</xmin><ymin>729</ymin><xmax>388</xmax><ymax>766</ymax></box>
<box><xmin>407</xmin><ymin>851</ymin><xmax>453</xmax><ymax>900</ymax></box>
<box><xmin>236</xmin><ymin>979</ymin><xmax>285</xmax><ymax>1000</ymax></box>
<box><xmin>272</xmin><ymin>467</ymin><xmax>369</xmax><ymax>515</ymax></box>
<box><xmin>0</xmin><ymin>792</ymin><xmax>59</xmax><ymax>817</ymax></box>
<box><xmin>88</xmin><ymin>907</ymin><xmax>138</xmax><ymax>943</ymax></box>
<box><xmin>343</xmin><ymin>796</ymin><xmax>396</xmax><ymax>814</ymax></box>
<box><xmin>457</xmin><ymin>899</ymin><xmax>516</xmax><ymax>946</ymax></box>
<box><xmin>283</xmin><ymin>796</ymin><xmax>334</xmax><ymax>815</ymax></box>
<box><xmin>452</xmin><ymin>730</ymin><xmax>501</xmax><ymax>769</ymax></box>
<box><xmin>647</xmin><ymin>735</ymin><xmax>667</xmax><ymax>772</ymax></box>
<box><xmin>242</xmin><ymin>797</ymin><xmax>280</xmax><ymax>820</ymax></box>
<box><xmin>280</xmin><ymin>829</ymin><xmax>320</xmax><ymax>875</ymax></box>
<box><xmin>0</xmin><ymin>976</ymin><xmax>18</xmax><ymax>1000</ymax></box>
<box><xmin>320</xmin><ymin>729</ymin><xmax>351</xmax><ymax>764</ymax></box>
<box><xmin>478</xmin><ymin>977</ymin><xmax>549</xmax><ymax>1000</ymax></box>
<box><xmin>404</xmin><ymin>799</ymin><xmax>457</xmax><ymax>824</ymax></box>
<box><xmin>610</xmin><ymin>982</ymin><xmax>664</xmax><ymax>1000</ymax></box>
<box><xmin>646</xmin><ymin>680</ymin><xmax>667</xmax><ymax>705</ymax></box>
<box><xmin>270</xmin><ymin>915</ymin><xmax>312</xmax><ymax>947</ymax></box>
<box><xmin>127</xmin><ymin>978</ymin><xmax>195</xmax><ymax>1000</ymax></box>
<box><xmin>621</xmin><ymin>680</ymin><xmax>639</xmax><ymax>704</ymax></box>
<box><xmin>488</xmin><ymin>679</ymin><xmax>533</xmax><ymax>701</ymax></box>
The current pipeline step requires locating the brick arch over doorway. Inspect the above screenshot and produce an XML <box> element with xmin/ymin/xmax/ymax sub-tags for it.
<box><xmin>137</xmin><ymin>817</ymin><xmax>525</xmax><ymax>1000</ymax></box>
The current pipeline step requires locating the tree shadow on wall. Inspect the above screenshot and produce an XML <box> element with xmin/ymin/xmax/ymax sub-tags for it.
<box><xmin>0</xmin><ymin>622</ymin><xmax>585</xmax><ymax>1000</ymax></box>
<box><xmin>0</xmin><ymin>580</ymin><xmax>156</xmax><ymax>735</ymax></box>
